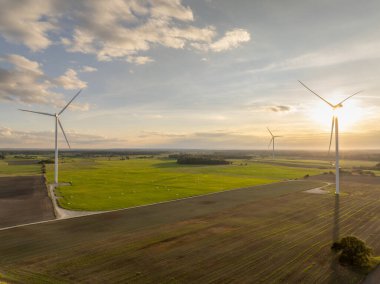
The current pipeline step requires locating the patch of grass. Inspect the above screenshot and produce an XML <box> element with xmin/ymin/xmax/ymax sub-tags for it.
<box><xmin>45</xmin><ymin>158</ymin><xmax>325</xmax><ymax>211</ymax></box>
<box><xmin>0</xmin><ymin>160</ymin><xmax>41</xmax><ymax>176</ymax></box>
<box><xmin>369</xmin><ymin>256</ymin><xmax>380</xmax><ymax>269</ymax></box>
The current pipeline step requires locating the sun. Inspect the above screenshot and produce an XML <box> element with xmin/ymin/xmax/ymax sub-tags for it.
<box><xmin>310</xmin><ymin>98</ymin><xmax>363</xmax><ymax>132</ymax></box>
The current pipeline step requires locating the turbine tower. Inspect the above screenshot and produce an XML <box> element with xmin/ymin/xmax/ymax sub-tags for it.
<box><xmin>267</xmin><ymin>127</ymin><xmax>282</xmax><ymax>159</ymax></box>
<box><xmin>299</xmin><ymin>81</ymin><xmax>361</xmax><ymax>195</ymax></box>
<box><xmin>19</xmin><ymin>90</ymin><xmax>82</xmax><ymax>185</ymax></box>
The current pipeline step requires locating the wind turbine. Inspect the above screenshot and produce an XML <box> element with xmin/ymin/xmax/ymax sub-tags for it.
<box><xmin>298</xmin><ymin>81</ymin><xmax>362</xmax><ymax>195</ymax></box>
<box><xmin>19</xmin><ymin>90</ymin><xmax>82</xmax><ymax>185</ymax></box>
<box><xmin>267</xmin><ymin>127</ymin><xmax>282</xmax><ymax>159</ymax></box>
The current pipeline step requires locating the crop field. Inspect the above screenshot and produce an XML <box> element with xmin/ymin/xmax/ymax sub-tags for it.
<box><xmin>0</xmin><ymin>176</ymin><xmax>379</xmax><ymax>283</ymax></box>
<box><xmin>0</xmin><ymin>175</ymin><xmax>55</xmax><ymax>228</ymax></box>
<box><xmin>45</xmin><ymin>157</ymin><xmax>326</xmax><ymax>210</ymax></box>
<box><xmin>0</xmin><ymin>160</ymin><xmax>41</xmax><ymax>177</ymax></box>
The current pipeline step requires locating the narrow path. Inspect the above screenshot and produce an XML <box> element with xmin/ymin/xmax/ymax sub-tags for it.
<box><xmin>48</xmin><ymin>184</ymin><xmax>103</xmax><ymax>219</ymax></box>
<box><xmin>303</xmin><ymin>182</ymin><xmax>332</xmax><ymax>194</ymax></box>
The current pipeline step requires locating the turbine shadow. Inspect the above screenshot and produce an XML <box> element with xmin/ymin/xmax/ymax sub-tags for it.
<box><xmin>329</xmin><ymin>194</ymin><xmax>341</xmax><ymax>283</ymax></box>
<box><xmin>333</xmin><ymin>194</ymin><xmax>340</xmax><ymax>243</ymax></box>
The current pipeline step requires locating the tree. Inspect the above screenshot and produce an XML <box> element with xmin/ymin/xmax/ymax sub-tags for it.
<box><xmin>332</xmin><ymin>236</ymin><xmax>373</xmax><ymax>267</ymax></box>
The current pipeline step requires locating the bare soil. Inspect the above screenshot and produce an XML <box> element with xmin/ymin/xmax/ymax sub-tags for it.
<box><xmin>0</xmin><ymin>177</ymin><xmax>379</xmax><ymax>283</ymax></box>
<box><xmin>0</xmin><ymin>175</ymin><xmax>55</xmax><ymax>228</ymax></box>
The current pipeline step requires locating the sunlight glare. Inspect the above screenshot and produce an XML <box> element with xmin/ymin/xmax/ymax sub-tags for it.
<box><xmin>310</xmin><ymin>99</ymin><xmax>363</xmax><ymax>132</ymax></box>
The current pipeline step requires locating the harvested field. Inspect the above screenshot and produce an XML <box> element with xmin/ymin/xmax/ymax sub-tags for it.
<box><xmin>0</xmin><ymin>176</ymin><xmax>379</xmax><ymax>283</ymax></box>
<box><xmin>0</xmin><ymin>175</ymin><xmax>55</xmax><ymax>228</ymax></box>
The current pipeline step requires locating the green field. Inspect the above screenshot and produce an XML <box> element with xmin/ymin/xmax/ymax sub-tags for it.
<box><xmin>45</xmin><ymin>158</ymin><xmax>326</xmax><ymax>211</ymax></box>
<box><xmin>0</xmin><ymin>160</ymin><xmax>41</xmax><ymax>177</ymax></box>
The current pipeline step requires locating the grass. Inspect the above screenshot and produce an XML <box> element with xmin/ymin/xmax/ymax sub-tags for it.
<box><xmin>45</xmin><ymin>158</ymin><xmax>325</xmax><ymax>211</ymax></box>
<box><xmin>0</xmin><ymin>160</ymin><xmax>41</xmax><ymax>177</ymax></box>
<box><xmin>370</xmin><ymin>256</ymin><xmax>380</xmax><ymax>268</ymax></box>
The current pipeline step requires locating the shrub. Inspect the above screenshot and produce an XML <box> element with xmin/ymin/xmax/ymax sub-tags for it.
<box><xmin>41</xmin><ymin>164</ymin><xmax>46</xmax><ymax>174</ymax></box>
<box><xmin>332</xmin><ymin>236</ymin><xmax>373</xmax><ymax>267</ymax></box>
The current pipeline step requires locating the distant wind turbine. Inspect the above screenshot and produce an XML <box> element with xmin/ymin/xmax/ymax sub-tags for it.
<box><xmin>267</xmin><ymin>127</ymin><xmax>282</xmax><ymax>159</ymax></box>
<box><xmin>299</xmin><ymin>81</ymin><xmax>362</xmax><ymax>195</ymax></box>
<box><xmin>19</xmin><ymin>89</ymin><xmax>83</xmax><ymax>185</ymax></box>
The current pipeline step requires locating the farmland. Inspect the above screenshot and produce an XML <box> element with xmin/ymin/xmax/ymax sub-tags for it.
<box><xmin>0</xmin><ymin>158</ymin><xmax>54</xmax><ymax>228</ymax></box>
<box><xmin>0</xmin><ymin>175</ymin><xmax>55</xmax><ymax>228</ymax></box>
<box><xmin>0</xmin><ymin>159</ymin><xmax>41</xmax><ymax>177</ymax></box>
<box><xmin>0</xmin><ymin>175</ymin><xmax>379</xmax><ymax>283</ymax></box>
<box><xmin>44</xmin><ymin>157</ymin><xmax>327</xmax><ymax>210</ymax></box>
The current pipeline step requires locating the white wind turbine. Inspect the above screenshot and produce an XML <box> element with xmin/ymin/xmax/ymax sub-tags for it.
<box><xmin>299</xmin><ymin>81</ymin><xmax>362</xmax><ymax>195</ymax></box>
<box><xmin>19</xmin><ymin>90</ymin><xmax>82</xmax><ymax>185</ymax></box>
<box><xmin>267</xmin><ymin>127</ymin><xmax>282</xmax><ymax>159</ymax></box>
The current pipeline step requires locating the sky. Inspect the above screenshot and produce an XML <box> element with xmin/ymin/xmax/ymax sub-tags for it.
<box><xmin>0</xmin><ymin>0</ymin><xmax>379</xmax><ymax>150</ymax></box>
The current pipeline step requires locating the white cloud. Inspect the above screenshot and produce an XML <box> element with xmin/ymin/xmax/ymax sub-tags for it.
<box><xmin>150</xmin><ymin>0</ymin><xmax>194</xmax><ymax>21</ymax></box>
<box><xmin>127</xmin><ymin>56</ymin><xmax>154</xmax><ymax>65</ymax></box>
<box><xmin>0</xmin><ymin>54</ymin><xmax>88</xmax><ymax>108</ymax></box>
<box><xmin>0</xmin><ymin>0</ymin><xmax>58</xmax><ymax>51</ymax></box>
<box><xmin>192</xmin><ymin>28</ymin><xmax>251</xmax><ymax>52</ymax></box>
<box><xmin>209</xmin><ymin>29</ymin><xmax>251</xmax><ymax>52</ymax></box>
<box><xmin>6</xmin><ymin>54</ymin><xmax>43</xmax><ymax>75</ymax></box>
<box><xmin>54</xmin><ymin>69</ymin><xmax>87</xmax><ymax>90</ymax></box>
<box><xmin>80</xmin><ymin>66</ymin><xmax>97</xmax><ymax>73</ymax></box>
<box><xmin>63</xmin><ymin>3</ymin><xmax>219</xmax><ymax>62</ymax></box>
<box><xmin>0</xmin><ymin>0</ymin><xmax>250</xmax><ymax>62</ymax></box>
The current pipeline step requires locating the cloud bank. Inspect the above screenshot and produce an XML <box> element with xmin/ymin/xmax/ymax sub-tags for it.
<box><xmin>0</xmin><ymin>0</ymin><xmax>251</xmax><ymax>64</ymax></box>
<box><xmin>0</xmin><ymin>54</ymin><xmax>88</xmax><ymax>109</ymax></box>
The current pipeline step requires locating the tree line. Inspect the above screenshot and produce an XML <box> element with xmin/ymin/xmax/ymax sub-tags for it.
<box><xmin>176</xmin><ymin>155</ymin><xmax>231</xmax><ymax>165</ymax></box>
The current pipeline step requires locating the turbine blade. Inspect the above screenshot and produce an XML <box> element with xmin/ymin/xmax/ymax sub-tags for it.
<box><xmin>267</xmin><ymin>127</ymin><xmax>274</xmax><ymax>137</ymax></box>
<box><xmin>328</xmin><ymin>116</ymin><xmax>335</xmax><ymax>155</ymax></box>
<box><xmin>18</xmin><ymin>109</ymin><xmax>54</xmax><ymax>116</ymax></box>
<box><xmin>336</xmin><ymin>90</ymin><xmax>362</xmax><ymax>106</ymax></box>
<box><xmin>298</xmin><ymin>80</ymin><xmax>335</xmax><ymax>108</ymax></box>
<box><xmin>58</xmin><ymin>119</ymin><xmax>71</xmax><ymax>149</ymax></box>
<box><xmin>268</xmin><ymin>138</ymin><xmax>273</xmax><ymax>148</ymax></box>
<box><xmin>58</xmin><ymin>89</ymin><xmax>82</xmax><ymax>115</ymax></box>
